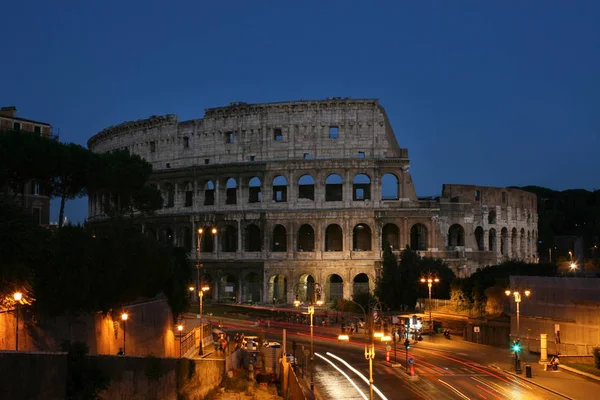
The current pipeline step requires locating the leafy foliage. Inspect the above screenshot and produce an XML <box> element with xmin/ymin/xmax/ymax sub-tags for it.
<box><xmin>60</xmin><ymin>340</ymin><xmax>109</xmax><ymax>400</ymax></box>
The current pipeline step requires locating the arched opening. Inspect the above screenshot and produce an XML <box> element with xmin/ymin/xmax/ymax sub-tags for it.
<box><xmin>248</xmin><ymin>177</ymin><xmax>261</xmax><ymax>203</ymax></box>
<box><xmin>182</xmin><ymin>227</ymin><xmax>192</xmax><ymax>252</ymax></box>
<box><xmin>269</xmin><ymin>274</ymin><xmax>287</xmax><ymax>304</ymax></box>
<box><xmin>511</xmin><ymin>228</ymin><xmax>518</xmax><ymax>258</ymax></box>
<box><xmin>326</xmin><ymin>274</ymin><xmax>344</xmax><ymax>302</ymax></box>
<box><xmin>501</xmin><ymin>228</ymin><xmax>509</xmax><ymax>256</ymax></box>
<box><xmin>297</xmin><ymin>274</ymin><xmax>315</xmax><ymax>302</ymax></box>
<box><xmin>219</xmin><ymin>274</ymin><xmax>237</xmax><ymax>302</ymax></box>
<box><xmin>221</xmin><ymin>225</ymin><xmax>237</xmax><ymax>252</ymax></box>
<box><xmin>353</xmin><ymin>174</ymin><xmax>371</xmax><ymax>201</ymax></box>
<box><xmin>298</xmin><ymin>175</ymin><xmax>315</xmax><ymax>201</ymax></box>
<box><xmin>245</xmin><ymin>224</ymin><xmax>262</xmax><ymax>252</ymax></box>
<box><xmin>527</xmin><ymin>230</ymin><xmax>531</xmax><ymax>259</ymax></box>
<box><xmin>489</xmin><ymin>228</ymin><xmax>497</xmax><ymax>252</ymax></box>
<box><xmin>226</xmin><ymin>178</ymin><xmax>237</xmax><ymax>205</ymax></box>
<box><xmin>204</xmin><ymin>180</ymin><xmax>215</xmax><ymax>206</ymax></box>
<box><xmin>164</xmin><ymin>183</ymin><xmax>175</xmax><ymax>208</ymax></box>
<box><xmin>475</xmin><ymin>227</ymin><xmax>484</xmax><ymax>251</ymax></box>
<box><xmin>448</xmin><ymin>224</ymin><xmax>465</xmax><ymax>247</ymax></box>
<box><xmin>159</xmin><ymin>227</ymin><xmax>174</xmax><ymax>246</ymax></box>
<box><xmin>298</xmin><ymin>224</ymin><xmax>315</xmax><ymax>252</ymax></box>
<box><xmin>146</xmin><ymin>227</ymin><xmax>157</xmax><ymax>240</ymax></box>
<box><xmin>353</xmin><ymin>273</ymin><xmax>369</xmax><ymax>296</ymax></box>
<box><xmin>353</xmin><ymin>224</ymin><xmax>372</xmax><ymax>251</ymax></box>
<box><xmin>199</xmin><ymin>227</ymin><xmax>216</xmax><ymax>252</ymax></box>
<box><xmin>242</xmin><ymin>272</ymin><xmax>261</xmax><ymax>303</ymax></box>
<box><xmin>199</xmin><ymin>273</ymin><xmax>214</xmax><ymax>301</ymax></box>
<box><xmin>325</xmin><ymin>224</ymin><xmax>343</xmax><ymax>251</ymax></box>
<box><xmin>382</xmin><ymin>223</ymin><xmax>400</xmax><ymax>250</ymax></box>
<box><xmin>183</xmin><ymin>181</ymin><xmax>194</xmax><ymax>207</ymax></box>
<box><xmin>488</xmin><ymin>210</ymin><xmax>496</xmax><ymax>224</ymax></box>
<box><xmin>272</xmin><ymin>224</ymin><xmax>287</xmax><ymax>252</ymax></box>
<box><xmin>272</xmin><ymin>176</ymin><xmax>287</xmax><ymax>202</ymax></box>
<box><xmin>325</xmin><ymin>174</ymin><xmax>343</xmax><ymax>201</ymax></box>
<box><xmin>410</xmin><ymin>224</ymin><xmax>428</xmax><ymax>251</ymax></box>
<box><xmin>381</xmin><ymin>173</ymin><xmax>399</xmax><ymax>200</ymax></box>
<box><xmin>520</xmin><ymin>228</ymin><xmax>526</xmax><ymax>259</ymax></box>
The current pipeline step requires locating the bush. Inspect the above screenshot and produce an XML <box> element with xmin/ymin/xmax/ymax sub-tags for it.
<box><xmin>593</xmin><ymin>347</ymin><xmax>600</xmax><ymax>369</ymax></box>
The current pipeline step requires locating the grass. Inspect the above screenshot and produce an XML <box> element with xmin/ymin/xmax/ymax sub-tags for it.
<box><xmin>563</xmin><ymin>362</ymin><xmax>600</xmax><ymax>377</ymax></box>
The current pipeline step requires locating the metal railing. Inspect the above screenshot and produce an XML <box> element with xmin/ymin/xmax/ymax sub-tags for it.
<box><xmin>181</xmin><ymin>327</ymin><xmax>197</xmax><ymax>357</ymax></box>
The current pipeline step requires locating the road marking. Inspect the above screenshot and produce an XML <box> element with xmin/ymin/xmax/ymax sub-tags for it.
<box><xmin>314</xmin><ymin>352</ymin><xmax>368</xmax><ymax>400</ymax></box>
<box><xmin>326</xmin><ymin>352</ymin><xmax>389</xmax><ymax>400</ymax></box>
<box><xmin>438</xmin><ymin>379</ymin><xmax>471</xmax><ymax>400</ymax></box>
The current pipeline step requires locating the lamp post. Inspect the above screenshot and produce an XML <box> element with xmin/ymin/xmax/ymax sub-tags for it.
<box><xmin>13</xmin><ymin>292</ymin><xmax>22</xmax><ymax>351</ymax></box>
<box><xmin>339</xmin><ymin>299</ymin><xmax>375</xmax><ymax>400</ymax></box>
<box><xmin>121</xmin><ymin>312</ymin><xmax>128</xmax><ymax>355</ymax></box>
<box><xmin>506</xmin><ymin>289</ymin><xmax>530</xmax><ymax>374</ymax></box>
<box><xmin>177</xmin><ymin>324</ymin><xmax>184</xmax><ymax>357</ymax></box>
<box><xmin>196</xmin><ymin>226</ymin><xmax>216</xmax><ymax>355</ymax></box>
<box><xmin>420</xmin><ymin>274</ymin><xmax>440</xmax><ymax>334</ymax></box>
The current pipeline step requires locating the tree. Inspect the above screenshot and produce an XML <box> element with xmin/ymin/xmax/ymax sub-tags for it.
<box><xmin>375</xmin><ymin>245</ymin><xmax>400</xmax><ymax>309</ymax></box>
<box><xmin>49</xmin><ymin>143</ymin><xmax>90</xmax><ymax>228</ymax></box>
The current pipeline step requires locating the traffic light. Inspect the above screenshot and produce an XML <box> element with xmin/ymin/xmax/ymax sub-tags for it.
<box><xmin>512</xmin><ymin>340</ymin><xmax>521</xmax><ymax>353</ymax></box>
<box><xmin>404</xmin><ymin>339</ymin><xmax>410</xmax><ymax>350</ymax></box>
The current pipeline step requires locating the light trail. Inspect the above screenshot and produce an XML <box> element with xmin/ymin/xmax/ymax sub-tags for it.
<box><xmin>314</xmin><ymin>352</ymin><xmax>368</xmax><ymax>400</ymax></box>
<box><xmin>438</xmin><ymin>379</ymin><xmax>471</xmax><ymax>400</ymax></box>
<box><xmin>326</xmin><ymin>352</ymin><xmax>389</xmax><ymax>400</ymax></box>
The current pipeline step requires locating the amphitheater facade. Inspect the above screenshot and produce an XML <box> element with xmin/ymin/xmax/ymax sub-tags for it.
<box><xmin>87</xmin><ymin>98</ymin><xmax>538</xmax><ymax>304</ymax></box>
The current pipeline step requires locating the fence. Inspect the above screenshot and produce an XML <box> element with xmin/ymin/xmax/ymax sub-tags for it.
<box><xmin>181</xmin><ymin>323</ymin><xmax>214</xmax><ymax>358</ymax></box>
<box><xmin>282</xmin><ymin>361</ymin><xmax>310</xmax><ymax>400</ymax></box>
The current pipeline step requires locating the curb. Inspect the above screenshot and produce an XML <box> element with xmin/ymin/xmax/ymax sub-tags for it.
<box><xmin>559</xmin><ymin>364</ymin><xmax>600</xmax><ymax>382</ymax></box>
<box><xmin>489</xmin><ymin>364</ymin><xmax>574</xmax><ymax>400</ymax></box>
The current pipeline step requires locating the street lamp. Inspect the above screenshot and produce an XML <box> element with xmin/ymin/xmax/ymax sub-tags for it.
<box><xmin>344</xmin><ymin>299</ymin><xmax>375</xmax><ymax>400</ymax></box>
<box><xmin>199</xmin><ymin>284</ymin><xmax>210</xmax><ymax>355</ymax></box>
<box><xmin>506</xmin><ymin>288</ymin><xmax>531</xmax><ymax>374</ymax></box>
<box><xmin>177</xmin><ymin>324</ymin><xmax>184</xmax><ymax>357</ymax></box>
<box><xmin>420</xmin><ymin>274</ymin><xmax>440</xmax><ymax>334</ymax></box>
<box><xmin>13</xmin><ymin>292</ymin><xmax>22</xmax><ymax>351</ymax></box>
<box><xmin>121</xmin><ymin>312</ymin><xmax>128</xmax><ymax>355</ymax></box>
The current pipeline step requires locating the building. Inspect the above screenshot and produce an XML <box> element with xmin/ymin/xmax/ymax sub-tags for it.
<box><xmin>0</xmin><ymin>106</ymin><xmax>55</xmax><ymax>226</ymax></box>
<box><xmin>87</xmin><ymin>98</ymin><xmax>538</xmax><ymax>304</ymax></box>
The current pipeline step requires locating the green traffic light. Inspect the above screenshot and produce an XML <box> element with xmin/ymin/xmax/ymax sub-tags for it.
<box><xmin>512</xmin><ymin>342</ymin><xmax>521</xmax><ymax>353</ymax></box>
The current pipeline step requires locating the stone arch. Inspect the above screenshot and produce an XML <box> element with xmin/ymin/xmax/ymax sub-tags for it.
<box><xmin>298</xmin><ymin>224</ymin><xmax>315</xmax><ymax>252</ymax></box>
<box><xmin>489</xmin><ymin>228</ymin><xmax>497</xmax><ymax>252</ymax></box>
<box><xmin>475</xmin><ymin>226</ymin><xmax>484</xmax><ymax>251</ymax></box>
<box><xmin>242</xmin><ymin>272</ymin><xmax>261</xmax><ymax>303</ymax></box>
<box><xmin>204</xmin><ymin>180</ymin><xmax>215</xmax><ymax>206</ymax></box>
<box><xmin>488</xmin><ymin>210</ymin><xmax>496</xmax><ymax>224</ymax></box>
<box><xmin>520</xmin><ymin>228</ymin><xmax>526</xmax><ymax>259</ymax></box>
<box><xmin>353</xmin><ymin>174</ymin><xmax>371</xmax><ymax>201</ymax></box>
<box><xmin>410</xmin><ymin>223</ymin><xmax>428</xmax><ymax>250</ymax></box>
<box><xmin>219</xmin><ymin>273</ymin><xmax>238</xmax><ymax>302</ymax></box>
<box><xmin>245</xmin><ymin>224</ymin><xmax>262</xmax><ymax>252</ymax></box>
<box><xmin>501</xmin><ymin>227</ymin><xmax>509</xmax><ymax>256</ymax></box>
<box><xmin>248</xmin><ymin>177</ymin><xmax>261</xmax><ymax>203</ymax></box>
<box><xmin>221</xmin><ymin>224</ymin><xmax>237</xmax><ymax>252</ymax></box>
<box><xmin>353</xmin><ymin>273</ymin><xmax>370</xmax><ymax>296</ymax></box>
<box><xmin>325</xmin><ymin>174</ymin><xmax>343</xmax><ymax>201</ymax></box>
<box><xmin>225</xmin><ymin>177</ymin><xmax>237</xmax><ymax>205</ymax></box>
<box><xmin>182</xmin><ymin>226</ymin><xmax>192</xmax><ymax>252</ymax></box>
<box><xmin>164</xmin><ymin>183</ymin><xmax>175</xmax><ymax>208</ymax></box>
<box><xmin>382</xmin><ymin>223</ymin><xmax>400</xmax><ymax>250</ymax></box>
<box><xmin>353</xmin><ymin>223</ymin><xmax>372</xmax><ymax>251</ymax></box>
<box><xmin>159</xmin><ymin>227</ymin><xmax>174</xmax><ymax>246</ymax></box>
<box><xmin>183</xmin><ymin>181</ymin><xmax>194</xmax><ymax>207</ymax></box>
<box><xmin>298</xmin><ymin>174</ymin><xmax>315</xmax><ymax>201</ymax></box>
<box><xmin>448</xmin><ymin>224</ymin><xmax>465</xmax><ymax>247</ymax></box>
<box><xmin>511</xmin><ymin>228</ymin><xmax>518</xmax><ymax>258</ymax></box>
<box><xmin>325</xmin><ymin>224</ymin><xmax>343</xmax><ymax>251</ymax></box>
<box><xmin>269</xmin><ymin>274</ymin><xmax>287</xmax><ymax>304</ymax></box>
<box><xmin>272</xmin><ymin>175</ymin><xmax>288</xmax><ymax>202</ymax></box>
<box><xmin>296</xmin><ymin>274</ymin><xmax>315</xmax><ymax>302</ymax></box>
<box><xmin>381</xmin><ymin>173</ymin><xmax>399</xmax><ymax>200</ymax></box>
<box><xmin>326</xmin><ymin>274</ymin><xmax>344</xmax><ymax>302</ymax></box>
<box><xmin>272</xmin><ymin>224</ymin><xmax>287</xmax><ymax>252</ymax></box>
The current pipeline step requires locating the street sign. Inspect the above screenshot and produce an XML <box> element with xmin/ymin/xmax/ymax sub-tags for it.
<box><xmin>474</xmin><ymin>326</ymin><xmax>480</xmax><ymax>333</ymax></box>
<box><xmin>386</xmin><ymin>345</ymin><xmax>392</xmax><ymax>352</ymax></box>
<box><xmin>408</xmin><ymin>357</ymin><xmax>414</xmax><ymax>365</ymax></box>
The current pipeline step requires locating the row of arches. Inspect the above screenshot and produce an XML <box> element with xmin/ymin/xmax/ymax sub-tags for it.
<box><xmin>480</xmin><ymin>227</ymin><xmax>537</xmax><ymax>259</ymax></box>
<box><xmin>155</xmin><ymin>172</ymin><xmax>402</xmax><ymax>210</ymax></box>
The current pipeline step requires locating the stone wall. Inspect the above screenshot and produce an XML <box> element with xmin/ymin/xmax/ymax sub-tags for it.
<box><xmin>0</xmin><ymin>351</ymin><xmax>67</xmax><ymax>400</ymax></box>
<box><xmin>0</xmin><ymin>298</ymin><xmax>177</xmax><ymax>357</ymax></box>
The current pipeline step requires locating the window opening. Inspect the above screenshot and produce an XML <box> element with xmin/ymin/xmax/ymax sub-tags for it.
<box><xmin>226</xmin><ymin>132</ymin><xmax>234</xmax><ymax>144</ymax></box>
<box><xmin>329</xmin><ymin>126</ymin><xmax>339</xmax><ymax>139</ymax></box>
<box><xmin>150</xmin><ymin>141</ymin><xmax>156</xmax><ymax>153</ymax></box>
<box><xmin>183</xmin><ymin>137</ymin><xmax>190</xmax><ymax>148</ymax></box>
<box><xmin>358</xmin><ymin>151</ymin><xmax>365</xmax><ymax>158</ymax></box>
<box><xmin>274</xmin><ymin>128</ymin><xmax>283</xmax><ymax>141</ymax></box>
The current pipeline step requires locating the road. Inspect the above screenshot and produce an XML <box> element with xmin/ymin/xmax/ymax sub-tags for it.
<box><xmin>212</xmin><ymin>317</ymin><xmax>565</xmax><ymax>400</ymax></box>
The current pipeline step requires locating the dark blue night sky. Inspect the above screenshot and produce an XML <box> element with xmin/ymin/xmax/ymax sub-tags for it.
<box><xmin>2</xmin><ymin>1</ymin><xmax>599</xmax><ymax>223</ymax></box>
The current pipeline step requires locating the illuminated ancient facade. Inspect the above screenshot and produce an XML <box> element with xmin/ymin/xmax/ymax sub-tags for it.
<box><xmin>88</xmin><ymin>99</ymin><xmax>537</xmax><ymax>304</ymax></box>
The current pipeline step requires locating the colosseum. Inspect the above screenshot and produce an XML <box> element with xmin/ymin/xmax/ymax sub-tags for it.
<box><xmin>87</xmin><ymin>98</ymin><xmax>538</xmax><ymax>305</ymax></box>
